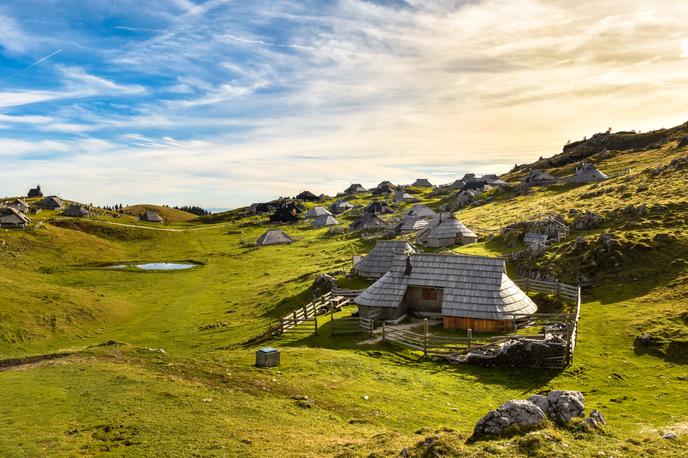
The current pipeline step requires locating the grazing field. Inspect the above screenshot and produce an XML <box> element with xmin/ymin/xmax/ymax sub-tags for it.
<box><xmin>2</xmin><ymin>133</ymin><xmax>688</xmax><ymax>456</ymax></box>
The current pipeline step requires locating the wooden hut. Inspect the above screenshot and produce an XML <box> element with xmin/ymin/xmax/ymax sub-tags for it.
<box><xmin>304</xmin><ymin>206</ymin><xmax>332</xmax><ymax>219</ymax></box>
<box><xmin>27</xmin><ymin>185</ymin><xmax>43</xmax><ymax>198</ymax></box>
<box><xmin>355</xmin><ymin>240</ymin><xmax>417</xmax><ymax>279</ymax></box>
<box><xmin>140</xmin><ymin>210</ymin><xmax>163</xmax><ymax>223</ymax></box>
<box><xmin>37</xmin><ymin>196</ymin><xmax>64</xmax><ymax>210</ymax></box>
<box><xmin>1</xmin><ymin>199</ymin><xmax>29</xmax><ymax>213</ymax></box>
<box><xmin>329</xmin><ymin>200</ymin><xmax>355</xmax><ymax>214</ymax></box>
<box><xmin>296</xmin><ymin>191</ymin><xmax>320</xmax><ymax>202</ymax></box>
<box><xmin>523</xmin><ymin>232</ymin><xmax>548</xmax><ymax>254</ymax></box>
<box><xmin>406</xmin><ymin>204</ymin><xmax>436</xmax><ymax>219</ymax></box>
<box><xmin>482</xmin><ymin>174</ymin><xmax>508</xmax><ymax>187</ymax></box>
<box><xmin>395</xmin><ymin>214</ymin><xmax>429</xmax><ymax>234</ymax></box>
<box><xmin>312</xmin><ymin>214</ymin><xmax>339</xmax><ymax>228</ymax></box>
<box><xmin>344</xmin><ymin>184</ymin><xmax>367</xmax><ymax>195</ymax></box>
<box><xmin>570</xmin><ymin>163</ymin><xmax>608</xmax><ymax>183</ymax></box>
<box><xmin>0</xmin><ymin>207</ymin><xmax>31</xmax><ymax>228</ymax></box>
<box><xmin>372</xmin><ymin>181</ymin><xmax>396</xmax><ymax>196</ymax></box>
<box><xmin>256</xmin><ymin>230</ymin><xmax>294</xmax><ymax>246</ymax></box>
<box><xmin>354</xmin><ymin>253</ymin><xmax>537</xmax><ymax>331</ymax></box>
<box><xmin>364</xmin><ymin>201</ymin><xmax>394</xmax><ymax>215</ymax></box>
<box><xmin>411</xmin><ymin>178</ymin><xmax>433</xmax><ymax>188</ymax></box>
<box><xmin>62</xmin><ymin>205</ymin><xmax>91</xmax><ymax>217</ymax></box>
<box><xmin>349</xmin><ymin>213</ymin><xmax>390</xmax><ymax>232</ymax></box>
<box><xmin>523</xmin><ymin>169</ymin><xmax>557</xmax><ymax>187</ymax></box>
<box><xmin>416</xmin><ymin>213</ymin><xmax>478</xmax><ymax>247</ymax></box>
<box><xmin>393</xmin><ymin>189</ymin><xmax>417</xmax><ymax>203</ymax></box>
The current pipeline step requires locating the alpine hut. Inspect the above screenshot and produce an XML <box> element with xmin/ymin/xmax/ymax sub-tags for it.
<box><xmin>354</xmin><ymin>253</ymin><xmax>537</xmax><ymax>331</ymax></box>
<box><xmin>37</xmin><ymin>196</ymin><xmax>65</xmax><ymax>210</ymax></box>
<box><xmin>372</xmin><ymin>181</ymin><xmax>396</xmax><ymax>196</ymax></box>
<box><xmin>523</xmin><ymin>169</ymin><xmax>557</xmax><ymax>187</ymax></box>
<box><xmin>344</xmin><ymin>183</ymin><xmax>367</xmax><ymax>195</ymax></box>
<box><xmin>523</xmin><ymin>232</ymin><xmax>548</xmax><ymax>254</ymax></box>
<box><xmin>349</xmin><ymin>213</ymin><xmax>390</xmax><ymax>232</ymax></box>
<box><xmin>329</xmin><ymin>200</ymin><xmax>355</xmax><ymax>214</ymax></box>
<box><xmin>395</xmin><ymin>214</ymin><xmax>429</xmax><ymax>234</ymax></box>
<box><xmin>1</xmin><ymin>199</ymin><xmax>29</xmax><ymax>213</ymax></box>
<box><xmin>312</xmin><ymin>214</ymin><xmax>339</xmax><ymax>228</ymax></box>
<box><xmin>256</xmin><ymin>229</ymin><xmax>294</xmax><ymax>246</ymax></box>
<box><xmin>140</xmin><ymin>210</ymin><xmax>163</xmax><ymax>223</ymax></box>
<box><xmin>269</xmin><ymin>206</ymin><xmax>299</xmax><ymax>223</ymax></box>
<box><xmin>416</xmin><ymin>213</ymin><xmax>478</xmax><ymax>247</ymax></box>
<box><xmin>411</xmin><ymin>178</ymin><xmax>433</xmax><ymax>188</ymax></box>
<box><xmin>304</xmin><ymin>206</ymin><xmax>332</xmax><ymax>219</ymax></box>
<box><xmin>364</xmin><ymin>201</ymin><xmax>394</xmax><ymax>215</ymax></box>
<box><xmin>570</xmin><ymin>163</ymin><xmax>608</xmax><ymax>183</ymax></box>
<box><xmin>27</xmin><ymin>185</ymin><xmax>43</xmax><ymax>198</ymax></box>
<box><xmin>296</xmin><ymin>190</ymin><xmax>320</xmax><ymax>202</ymax></box>
<box><xmin>0</xmin><ymin>207</ymin><xmax>31</xmax><ymax>229</ymax></box>
<box><xmin>407</xmin><ymin>204</ymin><xmax>436</xmax><ymax>219</ymax></box>
<box><xmin>354</xmin><ymin>240</ymin><xmax>417</xmax><ymax>279</ymax></box>
<box><xmin>62</xmin><ymin>205</ymin><xmax>91</xmax><ymax>217</ymax></box>
<box><xmin>482</xmin><ymin>174</ymin><xmax>508</xmax><ymax>188</ymax></box>
<box><xmin>393</xmin><ymin>189</ymin><xmax>418</xmax><ymax>203</ymax></box>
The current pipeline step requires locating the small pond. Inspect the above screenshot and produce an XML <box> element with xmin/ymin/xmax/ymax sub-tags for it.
<box><xmin>103</xmin><ymin>262</ymin><xmax>199</xmax><ymax>270</ymax></box>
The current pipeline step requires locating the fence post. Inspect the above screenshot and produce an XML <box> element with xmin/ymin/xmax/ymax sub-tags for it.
<box><xmin>467</xmin><ymin>328</ymin><xmax>472</xmax><ymax>347</ymax></box>
<box><xmin>382</xmin><ymin>321</ymin><xmax>386</xmax><ymax>341</ymax></box>
<box><xmin>303</xmin><ymin>305</ymin><xmax>308</xmax><ymax>319</ymax></box>
<box><xmin>314</xmin><ymin>313</ymin><xmax>319</xmax><ymax>336</ymax></box>
<box><xmin>330</xmin><ymin>305</ymin><xmax>335</xmax><ymax>336</ymax></box>
<box><xmin>280</xmin><ymin>318</ymin><xmax>284</xmax><ymax>336</ymax></box>
<box><xmin>293</xmin><ymin>310</ymin><xmax>298</xmax><ymax>325</ymax></box>
<box><xmin>423</xmin><ymin>318</ymin><xmax>428</xmax><ymax>357</ymax></box>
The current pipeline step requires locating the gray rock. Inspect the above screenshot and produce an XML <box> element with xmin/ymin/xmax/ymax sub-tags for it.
<box><xmin>473</xmin><ymin>400</ymin><xmax>546</xmax><ymax>438</ymax></box>
<box><xmin>590</xmin><ymin>409</ymin><xmax>606</xmax><ymax>426</ymax></box>
<box><xmin>546</xmin><ymin>390</ymin><xmax>585</xmax><ymax>425</ymax></box>
<box><xmin>526</xmin><ymin>395</ymin><xmax>550</xmax><ymax>414</ymax></box>
<box><xmin>662</xmin><ymin>432</ymin><xmax>676</xmax><ymax>440</ymax></box>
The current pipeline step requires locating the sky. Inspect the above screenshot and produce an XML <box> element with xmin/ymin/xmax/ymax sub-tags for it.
<box><xmin>1</xmin><ymin>0</ymin><xmax>687</xmax><ymax>209</ymax></box>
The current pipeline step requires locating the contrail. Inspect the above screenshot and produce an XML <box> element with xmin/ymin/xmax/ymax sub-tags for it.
<box><xmin>0</xmin><ymin>49</ymin><xmax>63</xmax><ymax>84</ymax></box>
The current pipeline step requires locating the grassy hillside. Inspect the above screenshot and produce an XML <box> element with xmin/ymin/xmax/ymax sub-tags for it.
<box><xmin>121</xmin><ymin>204</ymin><xmax>198</xmax><ymax>223</ymax></box>
<box><xmin>1</xmin><ymin>125</ymin><xmax>687</xmax><ymax>456</ymax></box>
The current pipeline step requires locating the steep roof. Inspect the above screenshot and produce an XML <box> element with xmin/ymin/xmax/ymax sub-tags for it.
<box><xmin>524</xmin><ymin>169</ymin><xmax>556</xmax><ymax>184</ymax></box>
<box><xmin>140</xmin><ymin>210</ymin><xmax>163</xmax><ymax>222</ymax></box>
<box><xmin>27</xmin><ymin>185</ymin><xmax>43</xmax><ymax>198</ymax></box>
<box><xmin>0</xmin><ymin>207</ymin><xmax>31</xmax><ymax>225</ymax></box>
<box><xmin>62</xmin><ymin>205</ymin><xmax>91</xmax><ymax>217</ymax></box>
<box><xmin>349</xmin><ymin>213</ymin><xmax>390</xmax><ymax>231</ymax></box>
<box><xmin>355</xmin><ymin>253</ymin><xmax>537</xmax><ymax>320</ymax></box>
<box><xmin>355</xmin><ymin>240</ymin><xmax>416</xmax><ymax>276</ymax></box>
<box><xmin>571</xmin><ymin>163</ymin><xmax>608</xmax><ymax>183</ymax></box>
<box><xmin>37</xmin><ymin>196</ymin><xmax>64</xmax><ymax>209</ymax></box>
<box><xmin>256</xmin><ymin>229</ymin><xmax>294</xmax><ymax>246</ymax></box>
<box><xmin>396</xmin><ymin>214</ymin><xmax>429</xmax><ymax>233</ymax></box>
<box><xmin>393</xmin><ymin>189</ymin><xmax>417</xmax><ymax>202</ymax></box>
<box><xmin>417</xmin><ymin>213</ymin><xmax>477</xmax><ymax>242</ymax></box>
<box><xmin>329</xmin><ymin>200</ymin><xmax>355</xmax><ymax>213</ymax></box>
<box><xmin>296</xmin><ymin>190</ymin><xmax>320</xmax><ymax>201</ymax></box>
<box><xmin>304</xmin><ymin>206</ymin><xmax>332</xmax><ymax>218</ymax></box>
<box><xmin>312</xmin><ymin>214</ymin><xmax>340</xmax><ymax>228</ymax></box>
<box><xmin>1</xmin><ymin>199</ymin><xmax>29</xmax><ymax>210</ymax></box>
<box><xmin>344</xmin><ymin>183</ymin><xmax>367</xmax><ymax>194</ymax></box>
<box><xmin>364</xmin><ymin>201</ymin><xmax>394</xmax><ymax>214</ymax></box>
<box><xmin>407</xmin><ymin>204</ymin><xmax>436</xmax><ymax>218</ymax></box>
<box><xmin>412</xmin><ymin>178</ymin><xmax>433</xmax><ymax>187</ymax></box>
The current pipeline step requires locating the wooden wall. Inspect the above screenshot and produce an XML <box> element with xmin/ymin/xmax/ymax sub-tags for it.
<box><xmin>443</xmin><ymin>316</ymin><xmax>514</xmax><ymax>332</ymax></box>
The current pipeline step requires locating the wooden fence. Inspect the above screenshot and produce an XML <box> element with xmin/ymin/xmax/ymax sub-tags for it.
<box><xmin>381</xmin><ymin>279</ymin><xmax>582</xmax><ymax>368</ymax></box>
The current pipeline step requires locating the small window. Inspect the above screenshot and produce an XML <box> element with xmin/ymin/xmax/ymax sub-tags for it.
<box><xmin>422</xmin><ymin>288</ymin><xmax>438</xmax><ymax>300</ymax></box>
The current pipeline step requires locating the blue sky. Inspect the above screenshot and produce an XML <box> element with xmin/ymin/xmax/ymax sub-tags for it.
<box><xmin>1</xmin><ymin>0</ymin><xmax>688</xmax><ymax>208</ymax></box>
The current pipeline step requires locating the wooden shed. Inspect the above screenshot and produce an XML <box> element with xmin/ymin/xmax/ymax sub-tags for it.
<box><xmin>329</xmin><ymin>200</ymin><xmax>355</xmax><ymax>214</ymax></box>
<box><xmin>393</xmin><ymin>189</ymin><xmax>417</xmax><ymax>203</ymax></box>
<box><xmin>411</xmin><ymin>178</ymin><xmax>433</xmax><ymax>188</ymax></box>
<box><xmin>140</xmin><ymin>210</ymin><xmax>163</xmax><ymax>223</ymax></box>
<box><xmin>1</xmin><ymin>199</ymin><xmax>29</xmax><ymax>213</ymax></box>
<box><xmin>311</xmin><ymin>214</ymin><xmax>339</xmax><ymax>228</ymax></box>
<box><xmin>395</xmin><ymin>214</ymin><xmax>429</xmax><ymax>234</ymax></box>
<box><xmin>523</xmin><ymin>169</ymin><xmax>557</xmax><ymax>187</ymax></box>
<box><xmin>296</xmin><ymin>191</ymin><xmax>320</xmax><ymax>202</ymax></box>
<box><xmin>27</xmin><ymin>185</ymin><xmax>43</xmax><ymax>198</ymax></box>
<box><xmin>364</xmin><ymin>201</ymin><xmax>394</xmax><ymax>214</ymax></box>
<box><xmin>523</xmin><ymin>232</ymin><xmax>548</xmax><ymax>254</ymax></box>
<box><xmin>570</xmin><ymin>163</ymin><xmax>608</xmax><ymax>183</ymax></box>
<box><xmin>344</xmin><ymin>184</ymin><xmax>367</xmax><ymax>194</ymax></box>
<box><xmin>349</xmin><ymin>213</ymin><xmax>390</xmax><ymax>232</ymax></box>
<box><xmin>0</xmin><ymin>207</ymin><xmax>31</xmax><ymax>228</ymax></box>
<box><xmin>354</xmin><ymin>240</ymin><xmax>416</xmax><ymax>279</ymax></box>
<box><xmin>354</xmin><ymin>253</ymin><xmax>537</xmax><ymax>331</ymax></box>
<box><xmin>62</xmin><ymin>205</ymin><xmax>91</xmax><ymax>217</ymax></box>
<box><xmin>304</xmin><ymin>206</ymin><xmax>332</xmax><ymax>219</ymax></box>
<box><xmin>37</xmin><ymin>196</ymin><xmax>65</xmax><ymax>210</ymax></box>
<box><xmin>406</xmin><ymin>204</ymin><xmax>436</xmax><ymax>219</ymax></box>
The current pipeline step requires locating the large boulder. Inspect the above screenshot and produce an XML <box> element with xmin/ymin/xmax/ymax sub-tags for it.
<box><xmin>472</xmin><ymin>400</ymin><xmax>546</xmax><ymax>438</ymax></box>
<box><xmin>527</xmin><ymin>390</ymin><xmax>585</xmax><ymax>425</ymax></box>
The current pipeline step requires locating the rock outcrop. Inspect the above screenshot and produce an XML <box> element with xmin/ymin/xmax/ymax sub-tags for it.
<box><xmin>472</xmin><ymin>400</ymin><xmax>547</xmax><ymax>438</ymax></box>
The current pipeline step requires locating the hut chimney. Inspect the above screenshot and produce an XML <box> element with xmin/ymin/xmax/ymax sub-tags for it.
<box><xmin>404</xmin><ymin>256</ymin><xmax>413</xmax><ymax>276</ymax></box>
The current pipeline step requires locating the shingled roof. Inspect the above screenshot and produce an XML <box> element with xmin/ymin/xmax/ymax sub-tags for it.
<box><xmin>0</xmin><ymin>207</ymin><xmax>31</xmax><ymax>228</ymax></box>
<box><xmin>349</xmin><ymin>213</ymin><xmax>390</xmax><ymax>231</ymax></box>
<box><xmin>140</xmin><ymin>210</ymin><xmax>163</xmax><ymax>222</ymax></box>
<box><xmin>396</xmin><ymin>214</ymin><xmax>429</xmax><ymax>233</ymax></box>
<box><xmin>62</xmin><ymin>205</ymin><xmax>91</xmax><ymax>217</ymax></box>
<box><xmin>329</xmin><ymin>200</ymin><xmax>355</xmax><ymax>214</ymax></box>
<box><xmin>256</xmin><ymin>229</ymin><xmax>294</xmax><ymax>246</ymax></box>
<box><xmin>37</xmin><ymin>196</ymin><xmax>64</xmax><ymax>210</ymax></box>
<box><xmin>304</xmin><ymin>206</ymin><xmax>332</xmax><ymax>218</ymax></box>
<box><xmin>355</xmin><ymin>253</ymin><xmax>537</xmax><ymax>320</ymax></box>
<box><xmin>407</xmin><ymin>204</ymin><xmax>436</xmax><ymax>218</ymax></box>
<box><xmin>412</xmin><ymin>178</ymin><xmax>433</xmax><ymax>187</ymax></box>
<box><xmin>364</xmin><ymin>201</ymin><xmax>394</xmax><ymax>214</ymax></box>
<box><xmin>296</xmin><ymin>190</ymin><xmax>320</xmax><ymax>202</ymax></box>
<box><xmin>311</xmin><ymin>214</ymin><xmax>339</xmax><ymax>228</ymax></box>
<box><xmin>417</xmin><ymin>213</ymin><xmax>477</xmax><ymax>243</ymax></box>
<box><xmin>344</xmin><ymin>183</ymin><xmax>367</xmax><ymax>194</ymax></box>
<box><xmin>571</xmin><ymin>163</ymin><xmax>608</xmax><ymax>183</ymax></box>
<box><xmin>355</xmin><ymin>240</ymin><xmax>417</xmax><ymax>278</ymax></box>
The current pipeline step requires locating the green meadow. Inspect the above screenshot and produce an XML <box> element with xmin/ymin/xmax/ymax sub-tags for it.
<box><xmin>2</xmin><ymin>134</ymin><xmax>688</xmax><ymax>456</ymax></box>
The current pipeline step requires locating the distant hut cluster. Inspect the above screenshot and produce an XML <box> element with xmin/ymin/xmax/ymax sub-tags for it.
<box><xmin>355</xmin><ymin>254</ymin><xmax>537</xmax><ymax>331</ymax></box>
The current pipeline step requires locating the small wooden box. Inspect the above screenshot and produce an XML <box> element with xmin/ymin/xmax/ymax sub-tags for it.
<box><xmin>256</xmin><ymin>347</ymin><xmax>280</xmax><ymax>367</ymax></box>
